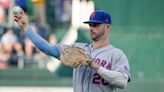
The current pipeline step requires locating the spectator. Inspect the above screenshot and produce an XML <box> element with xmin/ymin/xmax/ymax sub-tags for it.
<box><xmin>0</xmin><ymin>7</ymin><xmax>7</xmax><ymax>37</ymax></box>
<box><xmin>1</xmin><ymin>28</ymin><xmax>18</xmax><ymax>53</ymax></box>
<box><xmin>1</xmin><ymin>27</ymin><xmax>24</xmax><ymax>66</ymax></box>
<box><xmin>0</xmin><ymin>42</ymin><xmax>9</xmax><ymax>69</ymax></box>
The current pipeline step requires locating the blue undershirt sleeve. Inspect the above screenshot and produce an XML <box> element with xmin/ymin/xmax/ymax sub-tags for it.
<box><xmin>25</xmin><ymin>27</ymin><xmax>60</xmax><ymax>58</ymax></box>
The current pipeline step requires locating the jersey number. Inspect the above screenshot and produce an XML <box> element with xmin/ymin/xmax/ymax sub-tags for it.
<box><xmin>92</xmin><ymin>73</ymin><xmax>108</xmax><ymax>85</ymax></box>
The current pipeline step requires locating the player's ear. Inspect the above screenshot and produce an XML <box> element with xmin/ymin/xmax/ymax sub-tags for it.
<box><xmin>106</xmin><ymin>24</ymin><xmax>110</xmax><ymax>31</ymax></box>
<box><xmin>107</xmin><ymin>24</ymin><xmax>110</xmax><ymax>28</ymax></box>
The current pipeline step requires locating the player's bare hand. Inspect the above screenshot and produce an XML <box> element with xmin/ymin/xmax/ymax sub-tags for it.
<box><xmin>90</xmin><ymin>62</ymin><xmax>100</xmax><ymax>71</ymax></box>
<box><xmin>13</xmin><ymin>6</ymin><xmax>29</xmax><ymax>31</ymax></box>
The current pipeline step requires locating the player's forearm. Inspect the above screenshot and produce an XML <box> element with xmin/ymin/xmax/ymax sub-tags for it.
<box><xmin>26</xmin><ymin>27</ymin><xmax>60</xmax><ymax>58</ymax></box>
<box><xmin>97</xmin><ymin>67</ymin><xmax>128</xmax><ymax>89</ymax></box>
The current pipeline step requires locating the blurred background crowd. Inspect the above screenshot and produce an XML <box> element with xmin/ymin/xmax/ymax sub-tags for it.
<box><xmin>0</xmin><ymin>0</ymin><xmax>72</xmax><ymax>70</ymax></box>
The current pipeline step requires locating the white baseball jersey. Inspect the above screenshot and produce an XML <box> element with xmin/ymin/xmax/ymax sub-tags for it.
<box><xmin>56</xmin><ymin>42</ymin><xmax>131</xmax><ymax>92</ymax></box>
<box><xmin>25</xmin><ymin>28</ymin><xmax>130</xmax><ymax>92</ymax></box>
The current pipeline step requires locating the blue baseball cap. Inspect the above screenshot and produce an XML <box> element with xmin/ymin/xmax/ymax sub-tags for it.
<box><xmin>84</xmin><ymin>10</ymin><xmax>111</xmax><ymax>24</ymax></box>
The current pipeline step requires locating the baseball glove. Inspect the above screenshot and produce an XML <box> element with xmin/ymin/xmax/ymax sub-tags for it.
<box><xmin>60</xmin><ymin>47</ymin><xmax>92</xmax><ymax>68</ymax></box>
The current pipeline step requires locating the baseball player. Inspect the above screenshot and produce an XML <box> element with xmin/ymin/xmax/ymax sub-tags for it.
<box><xmin>14</xmin><ymin>9</ymin><xmax>131</xmax><ymax>92</ymax></box>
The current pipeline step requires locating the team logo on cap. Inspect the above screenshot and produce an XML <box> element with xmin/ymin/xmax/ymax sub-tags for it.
<box><xmin>90</xmin><ymin>12</ymin><xmax>96</xmax><ymax>18</ymax></box>
<box><xmin>105</xmin><ymin>19</ymin><xmax>109</xmax><ymax>22</ymax></box>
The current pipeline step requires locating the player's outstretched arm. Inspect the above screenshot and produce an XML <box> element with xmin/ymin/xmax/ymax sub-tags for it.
<box><xmin>13</xmin><ymin>6</ymin><xmax>60</xmax><ymax>58</ymax></box>
<box><xmin>26</xmin><ymin>28</ymin><xmax>60</xmax><ymax>58</ymax></box>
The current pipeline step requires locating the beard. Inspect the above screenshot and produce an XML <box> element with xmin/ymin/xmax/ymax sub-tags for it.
<box><xmin>91</xmin><ymin>30</ymin><xmax>105</xmax><ymax>41</ymax></box>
